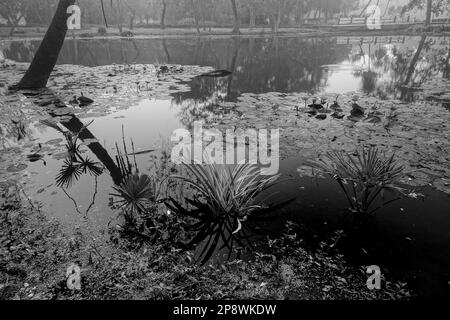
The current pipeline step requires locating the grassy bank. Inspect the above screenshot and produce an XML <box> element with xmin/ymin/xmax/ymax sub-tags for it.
<box><xmin>0</xmin><ymin>180</ymin><xmax>411</xmax><ymax>300</ymax></box>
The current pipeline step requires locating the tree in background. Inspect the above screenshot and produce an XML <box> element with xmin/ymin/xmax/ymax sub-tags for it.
<box><xmin>160</xmin><ymin>0</ymin><xmax>168</xmax><ymax>28</ymax></box>
<box><xmin>230</xmin><ymin>0</ymin><xmax>240</xmax><ymax>33</ymax></box>
<box><xmin>0</xmin><ymin>0</ymin><xmax>31</xmax><ymax>36</ymax></box>
<box><xmin>403</xmin><ymin>0</ymin><xmax>450</xmax><ymax>26</ymax></box>
<box><xmin>1</xmin><ymin>0</ymin><xmax>368</xmax><ymax>31</ymax></box>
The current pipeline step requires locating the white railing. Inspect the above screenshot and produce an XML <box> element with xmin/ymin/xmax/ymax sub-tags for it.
<box><xmin>337</xmin><ymin>16</ymin><xmax>450</xmax><ymax>26</ymax></box>
<box><xmin>336</xmin><ymin>36</ymin><xmax>406</xmax><ymax>45</ymax></box>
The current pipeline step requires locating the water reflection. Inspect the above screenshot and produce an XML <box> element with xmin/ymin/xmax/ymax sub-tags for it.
<box><xmin>2</xmin><ymin>35</ymin><xmax>450</xmax><ymax>297</ymax></box>
<box><xmin>3</xmin><ymin>36</ymin><xmax>448</xmax><ymax>101</ymax></box>
<box><xmin>40</xmin><ymin>119</ymin><xmax>104</xmax><ymax>189</ymax></box>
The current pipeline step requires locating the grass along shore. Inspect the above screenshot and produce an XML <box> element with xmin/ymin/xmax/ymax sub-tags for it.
<box><xmin>0</xmin><ymin>179</ymin><xmax>411</xmax><ymax>300</ymax></box>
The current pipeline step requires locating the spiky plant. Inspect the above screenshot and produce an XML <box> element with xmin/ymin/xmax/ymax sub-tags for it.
<box><xmin>111</xmin><ymin>173</ymin><xmax>154</xmax><ymax>217</ymax></box>
<box><xmin>309</xmin><ymin>146</ymin><xmax>405</xmax><ymax>216</ymax></box>
<box><xmin>166</xmin><ymin>162</ymin><xmax>282</xmax><ymax>263</ymax></box>
<box><xmin>171</xmin><ymin>163</ymin><xmax>280</xmax><ymax>219</ymax></box>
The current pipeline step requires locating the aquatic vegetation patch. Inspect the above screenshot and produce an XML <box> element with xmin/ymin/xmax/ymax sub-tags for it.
<box><xmin>1</xmin><ymin>59</ymin><xmax>213</xmax><ymax>122</ymax></box>
<box><xmin>212</xmin><ymin>91</ymin><xmax>450</xmax><ymax>195</ymax></box>
<box><xmin>308</xmin><ymin>146</ymin><xmax>408</xmax><ymax>216</ymax></box>
<box><xmin>0</xmin><ymin>60</ymin><xmax>214</xmax><ymax>225</ymax></box>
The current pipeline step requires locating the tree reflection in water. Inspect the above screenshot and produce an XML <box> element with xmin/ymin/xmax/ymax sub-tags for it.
<box><xmin>4</xmin><ymin>36</ymin><xmax>448</xmax><ymax>103</ymax></box>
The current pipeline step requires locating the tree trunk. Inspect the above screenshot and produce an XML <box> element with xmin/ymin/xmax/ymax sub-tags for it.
<box><xmin>161</xmin><ymin>0</ymin><xmax>167</xmax><ymax>29</ymax></box>
<box><xmin>297</xmin><ymin>5</ymin><xmax>303</xmax><ymax>25</ymax></box>
<box><xmin>425</xmin><ymin>0</ymin><xmax>432</xmax><ymax>26</ymax></box>
<box><xmin>100</xmin><ymin>0</ymin><xmax>108</xmax><ymax>27</ymax></box>
<box><xmin>359</xmin><ymin>0</ymin><xmax>373</xmax><ymax>17</ymax></box>
<box><xmin>201</xmin><ymin>6</ymin><xmax>206</xmax><ymax>31</ymax></box>
<box><xmin>6</xmin><ymin>14</ymin><xmax>18</xmax><ymax>37</ymax></box>
<box><xmin>8</xmin><ymin>23</ymin><xmax>17</xmax><ymax>37</ymax></box>
<box><xmin>230</xmin><ymin>0</ymin><xmax>240</xmax><ymax>34</ymax></box>
<box><xmin>383</xmin><ymin>0</ymin><xmax>391</xmax><ymax>17</ymax></box>
<box><xmin>190</xmin><ymin>0</ymin><xmax>201</xmax><ymax>33</ymax></box>
<box><xmin>14</xmin><ymin>0</ymin><xmax>75</xmax><ymax>89</ymax></box>
<box><xmin>444</xmin><ymin>48</ymin><xmax>450</xmax><ymax>79</ymax></box>
<box><xmin>117</xmin><ymin>0</ymin><xmax>123</xmax><ymax>33</ymax></box>
<box><xmin>403</xmin><ymin>35</ymin><xmax>426</xmax><ymax>91</ymax></box>
<box><xmin>276</xmin><ymin>2</ymin><xmax>281</xmax><ymax>31</ymax></box>
<box><xmin>249</xmin><ymin>6</ymin><xmax>255</xmax><ymax>28</ymax></box>
<box><xmin>226</xmin><ymin>38</ymin><xmax>239</xmax><ymax>101</ymax></box>
<box><xmin>129</xmin><ymin>14</ymin><xmax>135</xmax><ymax>30</ymax></box>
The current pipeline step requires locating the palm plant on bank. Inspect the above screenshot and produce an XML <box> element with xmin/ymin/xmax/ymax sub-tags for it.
<box><xmin>111</xmin><ymin>173</ymin><xmax>154</xmax><ymax>220</ymax></box>
<box><xmin>309</xmin><ymin>146</ymin><xmax>406</xmax><ymax>216</ymax></box>
<box><xmin>166</xmin><ymin>162</ymin><xmax>282</xmax><ymax>263</ymax></box>
<box><xmin>110</xmin><ymin>130</ymin><xmax>154</xmax><ymax>226</ymax></box>
<box><xmin>109</xmin><ymin>133</ymin><xmax>181</xmax><ymax>244</ymax></box>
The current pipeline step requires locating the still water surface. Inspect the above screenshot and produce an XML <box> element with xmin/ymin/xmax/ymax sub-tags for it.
<box><xmin>2</xmin><ymin>35</ymin><xmax>450</xmax><ymax>298</ymax></box>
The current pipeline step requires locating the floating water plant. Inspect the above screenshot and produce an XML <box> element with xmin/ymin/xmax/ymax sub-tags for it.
<box><xmin>309</xmin><ymin>146</ymin><xmax>406</xmax><ymax>216</ymax></box>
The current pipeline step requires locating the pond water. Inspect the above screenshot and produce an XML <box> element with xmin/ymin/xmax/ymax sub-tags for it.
<box><xmin>1</xmin><ymin>35</ymin><xmax>450</xmax><ymax>298</ymax></box>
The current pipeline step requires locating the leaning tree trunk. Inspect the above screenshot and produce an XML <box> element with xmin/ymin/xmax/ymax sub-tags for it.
<box><xmin>401</xmin><ymin>35</ymin><xmax>426</xmax><ymax>100</ymax></box>
<box><xmin>230</xmin><ymin>0</ymin><xmax>240</xmax><ymax>34</ymax></box>
<box><xmin>404</xmin><ymin>35</ymin><xmax>426</xmax><ymax>86</ymax></box>
<box><xmin>359</xmin><ymin>0</ymin><xmax>373</xmax><ymax>17</ymax></box>
<box><xmin>14</xmin><ymin>0</ymin><xmax>75</xmax><ymax>89</ymax></box>
<box><xmin>190</xmin><ymin>0</ymin><xmax>201</xmax><ymax>33</ymax></box>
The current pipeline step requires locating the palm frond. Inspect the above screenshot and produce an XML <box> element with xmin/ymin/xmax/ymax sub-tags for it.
<box><xmin>111</xmin><ymin>173</ymin><xmax>154</xmax><ymax>215</ymax></box>
<box><xmin>56</xmin><ymin>159</ymin><xmax>83</xmax><ymax>188</ymax></box>
<box><xmin>79</xmin><ymin>156</ymin><xmax>104</xmax><ymax>176</ymax></box>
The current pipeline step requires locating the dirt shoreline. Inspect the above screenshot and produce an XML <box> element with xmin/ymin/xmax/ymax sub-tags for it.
<box><xmin>1</xmin><ymin>25</ymin><xmax>449</xmax><ymax>42</ymax></box>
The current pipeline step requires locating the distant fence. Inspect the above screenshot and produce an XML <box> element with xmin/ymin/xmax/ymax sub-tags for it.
<box><xmin>336</xmin><ymin>16</ymin><xmax>450</xmax><ymax>26</ymax></box>
<box><xmin>431</xmin><ymin>18</ymin><xmax>450</xmax><ymax>24</ymax></box>
<box><xmin>338</xmin><ymin>16</ymin><xmax>412</xmax><ymax>26</ymax></box>
<box><xmin>336</xmin><ymin>36</ymin><xmax>406</xmax><ymax>45</ymax></box>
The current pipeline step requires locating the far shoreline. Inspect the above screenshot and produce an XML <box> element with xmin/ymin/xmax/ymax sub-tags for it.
<box><xmin>1</xmin><ymin>25</ymin><xmax>449</xmax><ymax>42</ymax></box>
